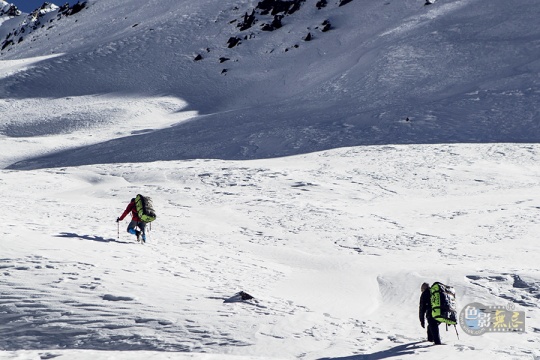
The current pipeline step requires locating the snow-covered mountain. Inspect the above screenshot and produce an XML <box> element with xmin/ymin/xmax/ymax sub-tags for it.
<box><xmin>1</xmin><ymin>0</ymin><xmax>538</xmax><ymax>169</ymax></box>
<box><xmin>1</xmin><ymin>0</ymin><xmax>539</xmax><ymax>359</ymax></box>
<box><xmin>0</xmin><ymin>1</ymin><xmax>21</xmax><ymax>17</ymax></box>
<box><xmin>0</xmin><ymin>1</ymin><xmax>86</xmax><ymax>52</ymax></box>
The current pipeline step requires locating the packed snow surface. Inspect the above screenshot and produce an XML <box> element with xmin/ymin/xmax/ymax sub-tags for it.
<box><xmin>1</xmin><ymin>0</ymin><xmax>539</xmax><ymax>359</ymax></box>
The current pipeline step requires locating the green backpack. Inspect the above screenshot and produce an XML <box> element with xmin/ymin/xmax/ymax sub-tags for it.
<box><xmin>135</xmin><ymin>194</ymin><xmax>156</xmax><ymax>223</ymax></box>
<box><xmin>430</xmin><ymin>282</ymin><xmax>458</xmax><ymax>325</ymax></box>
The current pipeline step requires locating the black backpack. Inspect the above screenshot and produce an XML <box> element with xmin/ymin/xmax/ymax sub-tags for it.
<box><xmin>430</xmin><ymin>282</ymin><xmax>457</xmax><ymax>325</ymax></box>
<box><xmin>135</xmin><ymin>194</ymin><xmax>156</xmax><ymax>223</ymax></box>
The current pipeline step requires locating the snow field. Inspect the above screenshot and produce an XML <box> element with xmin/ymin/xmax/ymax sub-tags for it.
<box><xmin>2</xmin><ymin>143</ymin><xmax>540</xmax><ymax>359</ymax></box>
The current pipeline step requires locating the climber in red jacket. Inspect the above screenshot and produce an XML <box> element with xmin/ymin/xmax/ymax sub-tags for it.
<box><xmin>117</xmin><ymin>198</ymin><xmax>146</xmax><ymax>243</ymax></box>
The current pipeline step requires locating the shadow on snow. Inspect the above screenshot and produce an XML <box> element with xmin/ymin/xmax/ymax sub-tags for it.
<box><xmin>55</xmin><ymin>232</ymin><xmax>131</xmax><ymax>244</ymax></box>
<box><xmin>319</xmin><ymin>341</ymin><xmax>435</xmax><ymax>360</ymax></box>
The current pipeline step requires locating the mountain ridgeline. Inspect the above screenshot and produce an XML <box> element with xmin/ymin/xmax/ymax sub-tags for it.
<box><xmin>0</xmin><ymin>1</ymin><xmax>87</xmax><ymax>52</ymax></box>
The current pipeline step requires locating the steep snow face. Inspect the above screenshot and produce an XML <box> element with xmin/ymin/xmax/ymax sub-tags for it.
<box><xmin>1</xmin><ymin>0</ymin><xmax>540</xmax><ymax>169</ymax></box>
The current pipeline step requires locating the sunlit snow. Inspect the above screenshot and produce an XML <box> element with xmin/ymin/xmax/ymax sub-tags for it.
<box><xmin>1</xmin><ymin>0</ymin><xmax>539</xmax><ymax>359</ymax></box>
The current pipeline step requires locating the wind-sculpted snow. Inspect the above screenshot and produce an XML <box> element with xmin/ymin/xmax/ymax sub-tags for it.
<box><xmin>0</xmin><ymin>255</ymin><xmax>255</xmax><ymax>352</ymax></box>
<box><xmin>1</xmin><ymin>144</ymin><xmax>540</xmax><ymax>359</ymax></box>
<box><xmin>0</xmin><ymin>94</ymin><xmax>195</xmax><ymax>169</ymax></box>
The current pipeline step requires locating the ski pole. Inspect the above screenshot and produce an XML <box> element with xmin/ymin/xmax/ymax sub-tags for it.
<box><xmin>117</xmin><ymin>221</ymin><xmax>119</xmax><ymax>240</ymax></box>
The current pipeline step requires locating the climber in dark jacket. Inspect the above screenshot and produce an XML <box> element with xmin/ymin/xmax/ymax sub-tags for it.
<box><xmin>419</xmin><ymin>282</ymin><xmax>441</xmax><ymax>345</ymax></box>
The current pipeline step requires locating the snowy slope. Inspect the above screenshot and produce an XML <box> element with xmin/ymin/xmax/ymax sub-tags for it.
<box><xmin>0</xmin><ymin>0</ymin><xmax>539</xmax><ymax>169</ymax></box>
<box><xmin>1</xmin><ymin>0</ymin><xmax>540</xmax><ymax>359</ymax></box>
<box><xmin>1</xmin><ymin>144</ymin><xmax>540</xmax><ymax>360</ymax></box>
